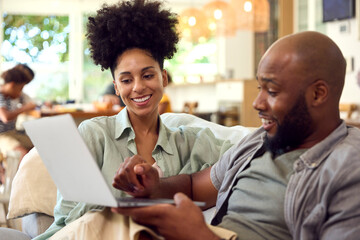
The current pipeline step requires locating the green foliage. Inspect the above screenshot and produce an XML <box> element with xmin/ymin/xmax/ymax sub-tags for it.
<box><xmin>83</xmin><ymin>62</ymin><xmax>113</xmax><ymax>102</ymax></box>
<box><xmin>2</xmin><ymin>14</ymin><xmax>69</xmax><ymax>62</ymax></box>
<box><xmin>166</xmin><ymin>37</ymin><xmax>216</xmax><ymax>77</ymax></box>
<box><xmin>36</xmin><ymin>78</ymin><xmax>69</xmax><ymax>102</ymax></box>
<box><xmin>81</xmin><ymin>13</ymin><xmax>114</xmax><ymax>102</ymax></box>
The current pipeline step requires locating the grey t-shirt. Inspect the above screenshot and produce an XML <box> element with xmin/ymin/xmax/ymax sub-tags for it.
<box><xmin>218</xmin><ymin>149</ymin><xmax>307</xmax><ymax>239</ymax></box>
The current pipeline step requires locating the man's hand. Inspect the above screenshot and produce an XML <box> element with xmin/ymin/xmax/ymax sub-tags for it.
<box><xmin>112</xmin><ymin>193</ymin><xmax>220</xmax><ymax>240</ymax></box>
<box><xmin>112</xmin><ymin>155</ymin><xmax>160</xmax><ymax>197</ymax></box>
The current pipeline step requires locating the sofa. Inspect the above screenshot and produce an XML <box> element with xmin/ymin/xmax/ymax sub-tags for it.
<box><xmin>6</xmin><ymin>112</ymin><xmax>255</xmax><ymax>238</ymax></box>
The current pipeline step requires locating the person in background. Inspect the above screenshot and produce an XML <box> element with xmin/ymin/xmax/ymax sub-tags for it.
<box><xmin>0</xmin><ymin>64</ymin><xmax>36</xmax><ymax>159</ymax></box>
<box><xmin>101</xmin><ymin>82</ymin><xmax>126</xmax><ymax>107</ymax></box>
<box><xmin>158</xmin><ymin>71</ymin><xmax>172</xmax><ymax>114</ymax></box>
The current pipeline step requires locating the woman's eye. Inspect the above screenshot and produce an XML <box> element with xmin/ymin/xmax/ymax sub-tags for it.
<box><xmin>143</xmin><ymin>74</ymin><xmax>154</xmax><ymax>80</ymax></box>
<box><xmin>121</xmin><ymin>79</ymin><xmax>131</xmax><ymax>84</ymax></box>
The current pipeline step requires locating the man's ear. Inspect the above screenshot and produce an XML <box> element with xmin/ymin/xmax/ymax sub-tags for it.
<box><xmin>113</xmin><ymin>80</ymin><xmax>120</xmax><ymax>96</ymax></box>
<box><xmin>309</xmin><ymin>79</ymin><xmax>329</xmax><ymax>107</ymax></box>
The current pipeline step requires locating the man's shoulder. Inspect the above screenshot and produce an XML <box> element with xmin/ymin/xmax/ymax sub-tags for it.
<box><xmin>322</xmin><ymin>126</ymin><xmax>360</xmax><ymax>169</ymax></box>
<box><xmin>339</xmin><ymin>126</ymin><xmax>360</xmax><ymax>153</ymax></box>
<box><xmin>347</xmin><ymin>125</ymin><xmax>360</xmax><ymax>137</ymax></box>
<box><xmin>233</xmin><ymin>127</ymin><xmax>265</xmax><ymax>146</ymax></box>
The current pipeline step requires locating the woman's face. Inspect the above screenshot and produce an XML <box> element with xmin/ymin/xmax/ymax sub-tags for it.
<box><xmin>113</xmin><ymin>48</ymin><xmax>168</xmax><ymax>119</ymax></box>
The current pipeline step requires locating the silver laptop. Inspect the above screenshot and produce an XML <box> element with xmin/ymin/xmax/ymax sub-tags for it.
<box><xmin>23</xmin><ymin>114</ymin><xmax>205</xmax><ymax>207</ymax></box>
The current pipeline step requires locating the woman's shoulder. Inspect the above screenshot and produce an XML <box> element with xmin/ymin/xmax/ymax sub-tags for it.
<box><xmin>79</xmin><ymin>115</ymin><xmax>117</xmax><ymax>133</ymax></box>
<box><xmin>163</xmin><ymin>124</ymin><xmax>219</xmax><ymax>143</ymax></box>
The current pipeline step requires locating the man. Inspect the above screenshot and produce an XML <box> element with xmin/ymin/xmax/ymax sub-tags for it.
<box><xmin>113</xmin><ymin>31</ymin><xmax>360</xmax><ymax>240</ymax></box>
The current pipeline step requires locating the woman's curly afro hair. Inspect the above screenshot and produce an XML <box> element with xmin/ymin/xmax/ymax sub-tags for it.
<box><xmin>86</xmin><ymin>0</ymin><xmax>179</xmax><ymax>75</ymax></box>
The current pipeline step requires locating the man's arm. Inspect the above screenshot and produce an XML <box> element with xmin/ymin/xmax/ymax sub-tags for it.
<box><xmin>319</xmin><ymin>163</ymin><xmax>360</xmax><ymax>239</ymax></box>
<box><xmin>192</xmin><ymin>167</ymin><xmax>218</xmax><ymax>208</ymax></box>
<box><xmin>151</xmin><ymin>167</ymin><xmax>218</xmax><ymax>209</ymax></box>
<box><xmin>112</xmin><ymin>155</ymin><xmax>218</xmax><ymax>208</ymax></box>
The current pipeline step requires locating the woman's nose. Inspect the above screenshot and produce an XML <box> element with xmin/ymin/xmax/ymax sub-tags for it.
<box><xmin>132</xmin><ymin>78</ymin><xmax>145</xmax><ymax>93</ymax></box>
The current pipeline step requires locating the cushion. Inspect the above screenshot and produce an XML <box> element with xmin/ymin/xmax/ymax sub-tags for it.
<box><xmin>161</xmin><ymin>112</ymin><xmax>254</xmax><ymax>144</ymax></box>
<box><xmin>7</xmin><ymin>112</ymin><xmax>253</xmax><ymax>220</ymax></box>
<box><xmin>21</xmin><ymin>213</ymin><xmax>54</xmax><ymax>238</ymax></box>
<box><xmin>7</xmin><ymin>148</ymin><xmax>57</xmax><ymax>219</ymax></box>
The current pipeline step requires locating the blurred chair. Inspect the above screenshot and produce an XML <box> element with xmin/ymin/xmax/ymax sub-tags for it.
<box><xmin>183</xmin><ymin>102</ymin><xmax>198</xmax><ymax>115</ymax></box>
<box><xmin>0</xmin><ymin>151</ymin><xmax>21</xmax><ymax>228</ymax></box>
<box><xmin>339</xmin><ymin>103</ymin><xmax>358</xmax><ymax>119</ymax></box>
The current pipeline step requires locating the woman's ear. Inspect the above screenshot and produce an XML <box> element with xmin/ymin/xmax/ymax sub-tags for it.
<box><xmin>309</xmin><ymin>79</ymin><xmax>329</xmax><ymax>107</ymax></box>
<box><xmin>162</xmin><ymin>70</ymin><xmax>168</xmax><ymax>87</ymax></box>
<box><xmin>113</xmin><ymin>80</ymin><xmax>120</xmax><ymax>96</ymax></box>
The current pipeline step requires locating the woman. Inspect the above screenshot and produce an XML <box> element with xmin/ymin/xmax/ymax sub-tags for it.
<box><xmin>33</xmin><ymin>1</ymin><xmax>232</xmax><ymax>239</ymax></box>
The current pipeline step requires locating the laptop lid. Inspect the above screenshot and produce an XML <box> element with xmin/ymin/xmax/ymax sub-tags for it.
<box><xmin>23</xmin><ymin>114</ymin><xmax>118</xmax><ymax>207</ymax></box>
<box><xmin>23</xmin><ymin>114</ymin><xmax>205</xmax><ymax>208</ymax></box>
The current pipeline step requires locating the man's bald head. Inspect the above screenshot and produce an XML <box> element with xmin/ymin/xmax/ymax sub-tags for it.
<box><xmin>261</xmin><ymin>31</ymin><xmax>346</xmax><ymax>102</ymax></box>
<box><xmin>255</xmin><ymin>31</ymin><xmax>346</xmax><ymax>149</ymax></box>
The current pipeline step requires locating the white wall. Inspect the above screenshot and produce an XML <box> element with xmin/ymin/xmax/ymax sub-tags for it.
<box><xmin>166</xmin><ymin>80</ymin><xmax>245</xmax><ymax>113</ymax></box>
<box><xmin>326</xmin><ymin>19</ymin><xmax>360</xmax><ymax>105</ymax></box>
<box><xmin>219</xmin><ymin>31</ymin><xmax>255</xmax><ymax>79</ymax></box>
<box><xmin>165</xmin><ymin>28</ymin><xmax>254</xmax><ymax>113</ymax></box>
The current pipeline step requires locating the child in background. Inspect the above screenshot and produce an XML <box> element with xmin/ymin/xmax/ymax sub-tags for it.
<box><xmin>0</xmin><ymin>64</ymin><xmax>36</xmax><ymax>159</ymax></box>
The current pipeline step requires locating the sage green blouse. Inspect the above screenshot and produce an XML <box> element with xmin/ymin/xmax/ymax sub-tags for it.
<box><xmin>35</xmin><ymin>108</ymin><xmax>232</xmax><ymax>240</ymax></box>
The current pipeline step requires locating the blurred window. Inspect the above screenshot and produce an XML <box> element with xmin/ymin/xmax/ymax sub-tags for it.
<box><xmin>1</xmin><ymin>9</ymin><xmax>218</xmax><ymax>103</ymax></box>
<box><xmin>82</xmin><ymin>14</ymin><xmax>113</xmax><ymax>103</ymax></box>
<box><xmin>1</xmin><ymin>13</ymin><xmax>70</xmax><ymax>103</ymax></box>
<box><xmin>165</xmin><ymin>37</ymin><xmax>218</xmax><ymax>84</ymax></box>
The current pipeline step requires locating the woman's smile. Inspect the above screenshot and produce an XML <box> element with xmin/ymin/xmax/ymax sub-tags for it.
<box><xmin>132</xmin><ymin>95</ymin><xmax>152</xmax><ymax>105</ymax></box>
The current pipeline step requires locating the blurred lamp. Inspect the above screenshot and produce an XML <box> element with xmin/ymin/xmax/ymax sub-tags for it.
<box><xmin>230</xmin><ymin>0</ymin><xmax>270</xmax><ymax>32</ymax></box>
<box><xmin>178</xmin><ymin>7</ymin><xmax>212</xmax><ymax>43</ymax></box>
<box><xmin>202</xmin><ymin>0</ymin><xmax>237</xmax><ymax>36</ymax></box>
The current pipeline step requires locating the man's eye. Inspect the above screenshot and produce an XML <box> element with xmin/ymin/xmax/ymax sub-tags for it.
<box><xmin>268</xmin><ymin>90</ymin><xmax>277</xmax><ymax>96</ymax></box>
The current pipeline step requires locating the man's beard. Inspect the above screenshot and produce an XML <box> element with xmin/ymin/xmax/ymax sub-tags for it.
<box><xmin>265</xmin><ymin>94</ymin><xmax>313</xmax><ymax>157</ymax></box>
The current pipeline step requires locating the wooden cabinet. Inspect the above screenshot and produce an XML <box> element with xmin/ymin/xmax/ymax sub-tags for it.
<box><xmin>241</xmin><ymin>79</ymin><xmax>262</xmax><ymax>127</ymax></box>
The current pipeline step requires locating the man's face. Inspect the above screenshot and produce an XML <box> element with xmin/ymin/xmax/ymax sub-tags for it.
<box><xmin>264</xmin><ymin>93</ymin><xmax>313</xmax><ymax>156</ymax></box>
<box><xmin>253</xmin><ymin>47</ymin><xmax>313</xmax><ymax>155</ymax></box>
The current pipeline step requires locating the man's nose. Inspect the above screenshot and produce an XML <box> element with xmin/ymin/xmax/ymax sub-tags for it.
<box><xmin>252</xmin><ymin>91</ymin><xmax>266</xmax><ymax>112</ymax></box>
